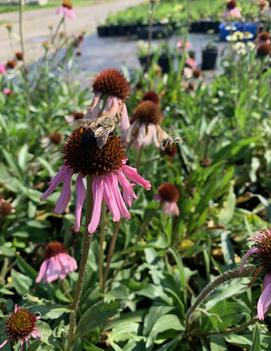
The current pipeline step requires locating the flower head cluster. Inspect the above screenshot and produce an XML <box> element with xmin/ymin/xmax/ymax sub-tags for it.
<box><xmin>40</xmin><ymin>68</ymin><xmax>151</xmax><ymax>234</ymax></box>
<box><xmin>155</xmin><ymin>183</ymin><xmax>180</xmax><ymax>216</ymax></box>
<box><xmin>36</xmin><ymin>241</ymin><xmax>77</xmax><ymax>283</ymax></box>
<box><xmin>240</xmin><ymin>229</ymin><xmax>271</xmax><ymax>320</ymax></box>
<box><xmin>0</xmin><ymin>305</ymin><xmax>40</xmax><ymax>350</ymax></box>
<box><xmin>56</xmin><ymin>0</ymin><xmax>75</xmax><ymax>19</ymax></box>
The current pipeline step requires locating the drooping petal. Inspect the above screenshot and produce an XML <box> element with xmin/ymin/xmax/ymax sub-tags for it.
<box><xmin>163</xmin><ymin>201</ymin><xmax>180</xmax><ymax>216</ymax></box>
<box><xmin>88</xmin><ymin>177</ymin><xmax>104</xmax><ymax>233</ymax></box>
<box><xmin>45</xmin><ymin>257</ymin><xmax>60</xmax><ymax>283</ymax></box>
<box><xmin>257</xmin><ymin>273</ymin><xmax>271</xmax><ymax>320</ymax></box>
<box><xmin>120</xmin><ymin>102</ymin><xmax>130</xmax><ymax>133</ymax></box>
<box><xmin>240</xmin><ymin>247</ymin><xmax>259</xmax><ymax>273</ymax></box>
<box><xmin>74</xmin><ymin>174</ymin><xmax>86</xmax><ymax>231</ymax></box>
<box><xmin>122</xmin><ymin>165</ymin><xmax>151</xmax><ymax>190</ymax></box>
<box><xmin>35</xmin><ymin>260</ymin><xmax>49</xmax><ymax>284</ymax></box>
<box><xmin>110</xmin><ymin>173</ymin><xmax>130</xmax><ymax>219</ymax></box>
<box><xmin>103</xmin><ymin>174</ymin><xmax>120</xmax><ymax>222</ymax></box>
<box><xmin>117</xmin><ymin>170</ymin><xmax>137</xmax><ymax>206</ymax></box>
<box><xmin>54</xmin><ymin>168</ymin><xmax>73</xmax><ymax>213</ymax></box>
<box><xmin>41</xmin><ymin>165</ymin><xmax>70</xmax><ymax>200</ymax></box>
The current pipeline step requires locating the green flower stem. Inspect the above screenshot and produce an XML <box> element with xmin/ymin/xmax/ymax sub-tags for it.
<box><xmin>185</xmin><ymin>265</ymin><xmax>255</xmax><ymax>328</ymax></box>
<box><xmin>103</xmin><ymin>220</ymin><xmax>121</xmax><ymax>292</ymax></box>
<box><xmin>98</xmin><ymin>202</ymin><xmax>106</xmax><ymax>291</ymax></box>
<box><xmin>67</xmin><ymin>176</ymin><xmax>93</xmax><ymax>349</ymax></box>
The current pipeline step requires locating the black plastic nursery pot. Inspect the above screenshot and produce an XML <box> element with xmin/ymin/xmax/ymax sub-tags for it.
<box><xmin>138</xmin><ymin>55</ymin><xmax>154</xmax><ymax>72</ymax></box>
<box><xmin>137</xmin><ymin>24</ymin><xmax>171</xmax><ymax>40</ymax></box>
<box><xmin>201</xmin><ymin>47</ymin><xmax>218</xmax><ymax>70</ymax></box>
<box><xmin>97</xmin><ymin>25</ymin><xmax>109</xmax><ymax>37</ymax></box>
<box><xmin>158</xmin><ymin>54</ymin><xmax>171</xmax><ymax>74</ymax></box>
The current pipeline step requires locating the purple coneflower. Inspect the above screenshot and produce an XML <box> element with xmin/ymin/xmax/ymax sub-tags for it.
<box><xmin>0</xmin><ymin>305</ymin><xmax>41</xmax><ymax>350</ymax></box>
<box><xmin>154</xmin><ymin>183</ymin><xmax>180</xmax><ymax>216</ymax></box>
<box><xmin>40</xmin><ymin>130</ymin><xmax>151</xmax><ymax>233</ymax></box>
<box><xmin>240</xmin><ymin>229</ymin><xmax>271</xmax><ymax>320</ymax></box>
<box><xmin>224</xmin><ymin>0</ymin><xmax>241</xmax><ymax>19</ymax></box>
<box><xmin>84</xmin><ymin>68</ymin><xmax>131</xmax><ymax>137</ymax></box>
<box><xmin>126</xmin><ymin>100</ymin><xmax>166</xmax><ymax>149</ymax></box>
<box><xmin>56</xmin><ymin>0</ymin><xmax>76</xmax><ymax>19</ymax></box>
<box><xmin>36</xmin><ymin>241</ymin><xmax>77</xmax><ymax>283</ymax></box>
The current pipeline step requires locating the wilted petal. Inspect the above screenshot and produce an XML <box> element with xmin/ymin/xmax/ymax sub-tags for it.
<box><xmin>35</xmin><ymin>260</ymin><xmax>49</xmax><ymax>284</ymax></box>
<box><xmin>117</xmin><ymin>170</ymin><xmax>137</xmax><ymax>206</ymax></box>
<box><xmin>110</xmin><ymin>173</ymin><xmax>130</xmax><ymax>219</ymax></box>
<box><xmin>163</xmin><ymin>201</ymin><xmax>180</xmax><ymax>216</ymax></box>
<box><xmin>103</xmin><ymin>175</ymin><xmax>120</xmax><ymax>222</ymax></box>
<box><xmin>0</xmin><ymin>340</ymin><xmax>8</xmax><ymax>349</ymax></box>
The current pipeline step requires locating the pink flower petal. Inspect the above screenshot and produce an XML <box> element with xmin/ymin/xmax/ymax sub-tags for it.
<box><xmin>110</xmin><ymin>173</ymin><xmax>130</xmax><ymax>219</ymax></box>
<box><xmin>163</xmin><ymin>201</ymin><xmax>179</xmax><ymax>216</ymax></box>
<box><xmin>103</xmin><ymin>175</ymin><xmax>120</xmax><ymax>222</ymax></box>
<box><xmin>85</xmin><ymin>92</ymin><xmax>101</xmax><ymax>119</ymax></box>
<box><xmin>35</xmin><ymin>260</ymin><xmax>49</xmax><ymax>283</ymax></box>
<box><xmin>257</xmin><ymin>273</ymin><xmax>271</xmax><ymax>320</ymax></box>
<box><xmin>120</xmin><ymin>102</ymin><xmax>130</xmax><ymax>133</ymax></box>
<box><xmin>0</xmin><ymin>340</ymin><xmax>8</xmax><ymax>349</ymax></box>
<box><xmin>41</xmin><ymin>165</ymin><xmax>70</xmax><ymax>200</ymax></box>
<box><xmin>122</xmin><ymin>165</ymin><xmax>151</xmax><ymax>190</ymax></box>
<box><xmin>88</xmin><ymin>177</ymin><xmax>104</xmax><ymax>233</ymax></box>
<box><xmin>117</xmin><ymin>170</ymin><xmax>137</xmax><ymax>206</ymax></box>
<box><xmin>240</xmin><ymin>247</ymin><xmax>259</xmax><ymax>273</ymax></box>
<box><xmin>54</xmin><ymin>168</ymin><xmax>73</xmax><ymax>213</ymax></box>
<box><xmin>74</xmin><ymin>174</ymin><xmax>86</xmax><ymax>231</ymax></box>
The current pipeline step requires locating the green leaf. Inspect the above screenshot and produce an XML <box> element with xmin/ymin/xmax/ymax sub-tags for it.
<box><xmin>16</xmin><ymin>255</ymin><xmax>37</xmax><ymax>280</ymax></box>
<box><xmin>76</xmin><ymin>300</ymin><xmax>122</xmax><ymax>337</ymax></box>
<box><xmin>210</xmin><ymin>335</ymin><xmax>227</xmax><ymax>351</ymax></box>
<box><xmin>11</xmin><ymin>269</ymin><xmax>32</xmax><ymax>295</ymax></box>
<box><xmin>18</xmin><ymin>144</ymin><xmax>29</xmax><ymax>171</ymax></box>
<box><xmin>250</xmin><ymin>324</ymin><xmax>261</xmax><ymax>351</ymax></box>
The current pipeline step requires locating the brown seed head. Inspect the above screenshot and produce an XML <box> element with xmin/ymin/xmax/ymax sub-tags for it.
<box><xmin>92</xmin><ymin>68</ymin><xmax>130</xmax><ymax>101</ymax></box>
<box><xmin>15</xmin><ymin>52</ymin><xmax>24</xmax><ymax>61</ymax></box>
<box><xmin>49</xmin><ymin>132</ymin><xmax>62</xmax><ymax>145</ymax></box>
<box><xmin>258</xmin><ymin>31</ymin><xmax>270</xmax><ymax>42</ymax></box>
<box><xmin>63</xmin><ymin>128</ymin><xmax>126</xmax><ymax>176</ymax></box>
<box><xmin>132</xmin><ymin>101</ymin><xmax>163</xmax><ymax>125</ymax></box>
<box><xmin>45</xmin><ymin>241</ymin><xmax>66</xmax><ymax>259</ymax></box>
<box><xmin>158</xmin><ymin>183</ymin><xmax>180</xmax><ymax>203</ymax></box>
<box><xmin>227</xmin><ymin>0</ymin><xmax>237</xmax><ymax>10</ymax></box>
<box><xmin>193</xmin><ymin>68</ymin><xmax>202</xmax><ymax>78</ymax></box>
<box><xmin>6</xmin><ymin>60</ymin><xmax>16</xmax><ymax>69</ymax></box>
<box><xmin>62</xmin><ymin>0</ymin><xmax>72</xmax><ymax>9</ymax></box>
<box><xmin>252</xmin><ymin>229</ymin><xmax>271</xmax><ymax>270</ymax></box>
<box><xmin>6</xmin><ymin>308</ymin><xmax>36</xmax><ymax>342</ymax></box>
<box><xmin>142</xmin><ymin>91</ymin><xmax>160</xmax><ymax>105</ymax></box>
<box><xmin>257</xmin><ymin>43</ymin><xmax>271</xmax><ymax>57</ymax></box>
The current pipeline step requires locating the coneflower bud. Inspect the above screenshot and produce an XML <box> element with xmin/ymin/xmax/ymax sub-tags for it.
<box><xmin>227</xmin><ymin>0</ymin><xmax>237</xmax><ymax>10</ymax></box>
<box><xmin>49</xmin><ymin>132</ymin><xmax>62</xmax><ymax>145</ymax></box>
<box><xmin>5</xmin><ymin>60</ymin><xmax>16</xmax><ymax>69</ymax></box>
<box><xmin>15</xmin><ymin>52</ymin><xmax>23</xmax><ymax>61</ymax></box>
<box><xmin>142</xmin><ymin>91</ymin><xmax>160</xmax><ymax>105</ymax></box>
<box><xmin>132</xmin><ymin>101</ymin><xmax>163</xmax><ymax>125</ymax></box>
<box><xmin>92</xmin><ymin>68</ymin><xmax>130</xmax><ymax>101</ymax></box>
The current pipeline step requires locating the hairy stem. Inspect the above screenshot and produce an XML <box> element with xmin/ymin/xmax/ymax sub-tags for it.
<box><xmin>67</xmin><ymin>177</ymin><xmax>93</xmax><ymax>349</ymax></box>
<box><xmin>103</xmin><ymin>220</ymin><xmax>121</xmax><ymax>292</ymax></box>
<box><xmin>186</xmin><ymin>265</ymin><xmax>255</xmax><ymax>328</ymax></box>
<box><xmin>99</xmin><ymin>203</ymin><xmax>106</xmax><ymax>291</ymax></box>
